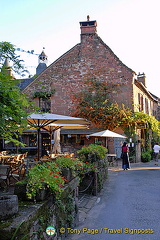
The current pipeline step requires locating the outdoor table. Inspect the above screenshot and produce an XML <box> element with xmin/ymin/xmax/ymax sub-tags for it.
<box><xmin>40</xmin><ymin>158</ymin><xmax>52</xmax><ymax>162</ymax></box>
<box><xmin>0</xmin><ymin>154</ymin><xmax>21</xmax><ymax>164</ymax></box>
<box><xmin>0</xmin><ymin>155</ymin><xmax>14</xmax><ymax>164</ymax></box>
<box><xmin>51</xmin><ymin>153</ymin><xmax>74</xmax><ymax>158</ymax></box>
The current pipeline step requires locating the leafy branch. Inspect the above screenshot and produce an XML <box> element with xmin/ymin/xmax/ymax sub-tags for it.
<box><xmin>33</xmin><ymin>89</ymin><xmax>55</xmax><ymax>99</ymax></box>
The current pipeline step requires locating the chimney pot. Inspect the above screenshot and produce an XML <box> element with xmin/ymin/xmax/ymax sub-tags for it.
<box><xmin>79</xmin><ymin>17</ymin><xmax>97</xmax><ymax>35</ymax></box>
<box><xmin>137</xmin><ymin>72</ymin><xmax>146</xmax><ymax>87</ymax></box>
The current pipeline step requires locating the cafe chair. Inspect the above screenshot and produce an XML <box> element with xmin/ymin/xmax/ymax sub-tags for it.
<box><xmin>0</xmin><ymin>165</ymin><xmax>10</xmax><ymax>188</ymax></box>
<box><xmin>9</xmin><ymin>162</ymin><xmax>26</xmax><ymax>183</ymax></box>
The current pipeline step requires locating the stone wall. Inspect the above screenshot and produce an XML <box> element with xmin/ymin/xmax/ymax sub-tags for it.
<box><xmin>23</xmin><ymin>22</ymin><xmax>135</xmax><ymax>116</ymax></box>
<box><xmin>0</xmin><ymin>177</ymin><xmax>79</xmax><ymax>240</ymax></box>
<box><xmin>79</xmin><ymin>159</ymin><xmax>108</xmax><ymax>196</ymax></box>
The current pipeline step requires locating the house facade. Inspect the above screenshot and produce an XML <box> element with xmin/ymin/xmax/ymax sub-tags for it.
<box><xmin>16</xmin><ymin>17</ymin><xmax>160</xmax><ymax>159</ymax></box>
<box><xmin>22</xmin><ymin>17</ymin><xmax>158</xmax><ymax>117</ymax></box>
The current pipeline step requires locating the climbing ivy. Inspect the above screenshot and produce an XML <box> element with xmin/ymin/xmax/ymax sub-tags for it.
<box><xmin>55</xmin><ymin>193</ymin><xmax>75</xmax><ymax>232</ymax></box>
<box><xmin>33</xmin><ymin>89</ymin><xmax>55</xmax><ymax>99</ymax></box>
<box><xmin>123</xmin><ymin>112</ymin><xmax>160</xmax><ymax>137</ymax></box>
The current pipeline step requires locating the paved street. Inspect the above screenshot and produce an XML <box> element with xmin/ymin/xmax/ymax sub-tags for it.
<box><xmin>65</xmin><ymin>161</ymin><xmax>160</xmax><ymax>240</ymax></box>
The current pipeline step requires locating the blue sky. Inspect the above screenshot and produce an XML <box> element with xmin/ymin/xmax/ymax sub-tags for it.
<box><xmin>1</xmin><ymin>0</ymin><xmax>160</xmax><ymax>97</ymax></box>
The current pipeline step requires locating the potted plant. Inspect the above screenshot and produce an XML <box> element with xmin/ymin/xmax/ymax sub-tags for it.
<box><xmin>76</xmin><ymin>145</ymin><xmax>108</xmax><ymax>195</ymax></box>
<box><xmin>55</xmin><ymin>156</ymin><xmax>82</xmax><ymax>181</ymax></box>
<box><xmin>26</xmin><ymin>162</ymin><xmax>67</xmax><ymax>201</ymax></box>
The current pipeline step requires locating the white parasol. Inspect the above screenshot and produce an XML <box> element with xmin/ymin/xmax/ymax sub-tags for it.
<box><xmin>87</xmin><ymin>129</ymin><xmax>126</xmax><ymax>148</ymax></box>
<box><xmin>53</xmin><ymin>128</ymin><xmax>61</xmax><ymax>154</ymax></box>
<box><xmin>87</xmin><ymin>130</ymin><xmax>126</xmax><ymax>138</ymax></box>
<box><xmin>27</xmin><ymin>113</ymin><xmax>90</xmax><ymax>160</ymax></box>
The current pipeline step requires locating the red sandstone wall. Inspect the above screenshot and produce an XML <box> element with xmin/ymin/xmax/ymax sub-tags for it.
<box><xmin>23</xmin><ymin>33</ymin><xmax>134</xmax><ymax>116</ymax></box>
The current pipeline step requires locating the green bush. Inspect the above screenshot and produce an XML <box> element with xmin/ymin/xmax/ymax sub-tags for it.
<box><xmin>141</xmin><ymin>151</ymin><xmax>151</xmax><ymax>162</ymax></box>
<box><xmin>77</xmin><ymin>144</ymin><xmax>107</xmax><ymax>163</ymax></box>
<box><xmin>55</xmin><ymin>156</ymin><xmax>79</xmax><ymax>169</ymax></box>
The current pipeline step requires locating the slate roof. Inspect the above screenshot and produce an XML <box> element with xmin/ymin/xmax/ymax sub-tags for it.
<box><xmin>36</xmin><ymin>62</ymin><xmax>47</xmax><ymax>75</ymax></box>
<box><xmin>17</xmin><ymin>78</ymin><xmax>34</xmax><ymax>91</ymax></box>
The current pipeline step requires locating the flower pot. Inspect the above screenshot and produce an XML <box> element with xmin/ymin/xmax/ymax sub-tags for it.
<box><xmin>15</xmin><ymin>182</ymin><xmax>49</xmax><ymax>201</ymax></box>
<box><xmin>61</xmin><ymin>168</ymin><xmax>73</xmax><ymax>182</ymax></box>
<box><xmin>35</xmin><ymin>183</ymin><xmax>50</xmax><ymax>201</ymax></box>
<box><xmin>14</xmin><ymin>182</ymin><xmax>27</xmax><ymax>201</ymax></box>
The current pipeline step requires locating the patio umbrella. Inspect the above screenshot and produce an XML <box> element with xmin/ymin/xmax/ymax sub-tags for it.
<box><xmin>27</xmin><ymin>113</ymin><xmax>90</xmax><ymax>160</ymax></box>
<box><xmin>27</xmin><ymin>113</ymin><xmax>90</xmax><ymax>125</ymax></box>
<box><xmin>27</xmin><ymin>123</ymin><xmax>89</xmax><ymax>155</ymax></box>
<box><xmin>42</xmin><ymin>123</ymin><xmax>89</xmax><ymax>154</ymax></box>
<box><xmin>87</xmin><ymin>129</ymin><xmax>126</xmax><ymax>148</ymax></box>
<box><xmin>87</xmin><ymin>130</ymin><xmax>126</xmax><ymax>138</ymax></box>
<box><xmin>53</xmin><ymin>128</ymin><xmax>61</xmax><ymax>154</ymax></box>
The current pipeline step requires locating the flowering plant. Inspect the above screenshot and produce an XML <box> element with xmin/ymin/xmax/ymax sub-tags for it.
<box><xmin>54</xmin><ymin>153</ymin><xmax>100</xmax><ymax>174</ymax></box>
<box><xmin>76</xmin><ymin>161</ymin><xmax>98</xmax><ymax>174</ymax></box>
<box><xmin>56</xmin><ymin>157</ymin><xmax>83</xmax><ymax>180</ymax></box>
<box><xmin>26</xmin><ymin>162</ymin><xmax>67</xmax><ymax>200</ymax></box>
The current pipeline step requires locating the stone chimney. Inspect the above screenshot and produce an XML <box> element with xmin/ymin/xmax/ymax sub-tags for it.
<box><xmin>79</xmin><ymin>16</ymin><xmax>97</xmax><ymax>35</ymax></box>
<box><xmin>137</xmin><ymin>72</ymin><xmax>146</xmax><ymax>87</ymax></box>
<box><xmin>79</xmin><ymin>16</ymin><xmax>97</xmax><ymax>60</ymax></box>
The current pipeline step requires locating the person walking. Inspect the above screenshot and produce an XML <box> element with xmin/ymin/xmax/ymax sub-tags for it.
<box><xmin>153</xmin><ymin>142</ymin><xmax>160</xmax><ymax>162</ymax></box>
<box><xmin>121</xmin><ymin>142</ymin><xmax>130</xmax><ymax>170</ymax></box>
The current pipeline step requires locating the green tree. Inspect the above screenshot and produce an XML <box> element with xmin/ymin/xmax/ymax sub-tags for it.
<box><xmin>0</xmin><ymin>42</ymin><xmax>22</xmax><ymax>73</ymax></box>
<box><xmin>0</xmin><ymin>41</ymin><xmax>29</xmax><ymax>76</ymax></box>
<box><xmin>0</xmin><ymin>42</ymin><xmax>33</xmax><ymax>145</ymax></box>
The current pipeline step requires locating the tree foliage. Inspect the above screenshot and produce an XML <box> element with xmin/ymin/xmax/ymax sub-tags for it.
<box><xmin>0</xmin><ymin>41</ymin><xmax>29</xmax><ymax>75</ymax></box>
<box><xmin>72</xmin><ymin>77</ymin><xmax>160</xmax><ymax>143</ymax></box>
<box><xmin>0</xmin><ymin>42</ymin><xmax>34</xmax><ymax>145</ymax></box>
<box><xmin>122</xmin><ymin>111</ymin><xmax>160</xmax><ymax>136</ymax></box>
<box><xmin>73</xmin><ymin>77</ymin><xmax>132</xmax><ymax>130</ymax></box>
<box><xmin>0</xmin><ymin>72</ymin><xmax>31</xmax><ymax>144</ymax></box>
<box><xmin>0</xmin><ymin>42</ymin><xmax>22</xmax><ymax>71</ymax></box>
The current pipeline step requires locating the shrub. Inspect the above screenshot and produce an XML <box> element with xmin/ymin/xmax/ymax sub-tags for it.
<box><xmin>141</xmin><ymin>151</ymin><xmax>151</xmax><ymax>162</ymax></box>
<box><xmin>77</xmin><ymin>144</ymin><xmax>107</xmax><ymax>163</ymax></box>
<box><xmin>55</xmin><ymin>156</ymin><xmax>78</xmax><ymax>169</ymax></box>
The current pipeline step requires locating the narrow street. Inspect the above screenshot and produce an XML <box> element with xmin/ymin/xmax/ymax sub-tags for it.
<box><xmin>65</xmin><ymin>161</ymin><xmax>160</xmax><ymax>240</ymax></box>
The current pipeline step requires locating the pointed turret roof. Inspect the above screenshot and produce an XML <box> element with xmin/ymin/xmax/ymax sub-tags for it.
<box><xmin>2</xmin><ymin>58</ymin><xmax>14</xmax><ymax>77</ymax></box>
<box><xmin>3</xmin><ymin>58</ymin><xmax>11</xmax><ymax>68</ymax></box>
<box><xmin>36</xmin><ymin>48</ymin><xmax>48</xmax><ymax>75</ymax></box>
<box><xmin>39</xmin><ymin>48</ymin><xmax>48</xmax><ymax>62</ymax></box>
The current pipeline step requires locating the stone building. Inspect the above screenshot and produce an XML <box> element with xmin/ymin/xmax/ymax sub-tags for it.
<box><xmin>9</xmin><ymin>17</ymin><xmax>160</xmax><ymax>160</ymax></box>
<box><xmin>22</xmin><ymin>17</ymin><xmax>158</xmax><ymax>120</ymax></box>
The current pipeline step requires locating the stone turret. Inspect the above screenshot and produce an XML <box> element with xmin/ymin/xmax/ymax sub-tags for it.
<box><xmin>36</xmin><ymin>48</ymin><xmax>48</xmax><ymax>75</ymax></box>
<box><xmin>2</xmin><ymin>58</ymin><xmax>13</xmax><ymax>77</ymax></box>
